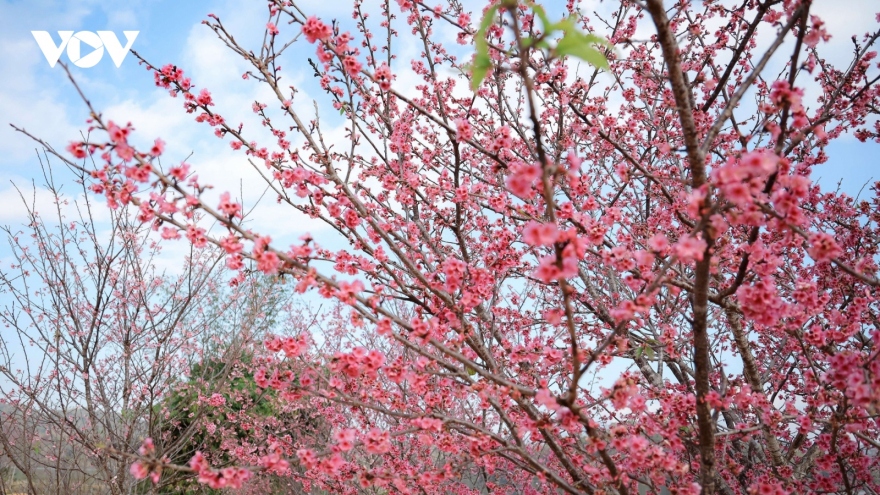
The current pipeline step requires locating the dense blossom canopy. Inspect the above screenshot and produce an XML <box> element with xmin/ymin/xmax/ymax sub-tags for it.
<box><xmin>15</xmin><ymin>0</ymin><xmax>880</xmax><ymax>493</ymax></box>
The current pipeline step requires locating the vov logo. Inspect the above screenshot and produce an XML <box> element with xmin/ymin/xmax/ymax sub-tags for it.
<box><xmin>32</xmin><ymin>31</ymin><xmax>139</xmax><ymax>68</ymax></box>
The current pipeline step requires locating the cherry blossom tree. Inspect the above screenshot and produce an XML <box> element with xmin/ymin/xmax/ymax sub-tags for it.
<box><xmin>12</xmin><ymin>0</ymin><xmax>880</xmax><ymax>493</ymax></box>
<box><xmin>153</xmin><ymin>303</ymin><xmax>331</xmax><ymax>494</ymax></box>
<box><xmin>0</xmin><ymin>158</ymin><xmax>286</xmax><ymax>494</ymax></box>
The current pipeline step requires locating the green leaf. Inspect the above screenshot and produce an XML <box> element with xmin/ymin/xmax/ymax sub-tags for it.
<box><xmin>546</xmin><ymin>16</ymin><xmax>576</xmax><ymax>34</ymax></box>
<box><xmin>477</xmin><ymin>5</ymin><xmax>500</xmax><ymax>38</ymax></box>
<box><xmin>471</xmin><ymin>5</ymin><xmax>499</xmax><ymax>91</ymax></box>
<box><xmin>471</xmin><ymin>52</ymin><xmax>492</xmax><ymax>91</ymax></box>
<box><xmin>528</xmin><ymin>2</ymin><xmax>551</xmax><ymax>30</ymax></box>
<box><xmin>580</xmin><ymin>32</ymin><xmax>614</xmax><ymax>49</ymax></box>
<box><xmin>555</xmin><ymin>31</ymin><xmax>610</xmax><ymax>69</ymax></box>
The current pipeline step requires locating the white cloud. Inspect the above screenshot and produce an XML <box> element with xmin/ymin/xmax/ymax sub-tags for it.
<box><xmin>0</xmin><ymin>178</ymin><xmax>111</xmax><ymax>230</ymax></box>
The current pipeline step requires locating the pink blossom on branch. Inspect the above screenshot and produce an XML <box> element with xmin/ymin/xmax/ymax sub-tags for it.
<box><xmin>302</xmin><ymin>16</ymin><xmax>332</xmax><ymax>43</ymax></box>
<box><xmin>523</xmin><ymin>220</ymin><xmax>559</xmax><ymax>246</ymax></box>
<box><xmin>24</xmin><ymin>0</ymin><xmax>880</xmax><ymax>493</ymax></box>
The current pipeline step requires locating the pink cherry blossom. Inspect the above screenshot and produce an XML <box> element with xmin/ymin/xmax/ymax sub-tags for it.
<box><xmin>302</xmin><ymin>16</ymin><xmax>332</xmax><ymax>44</ymax></box>
<box><xmin>523</xmin><ymin>221</ymin><xmax>559</xmax><ymax>246</ymax></box>
<box><xmin>14</xmin><ymin>3</ymin><xmax>880</xmax><ymax>494</ymax></box>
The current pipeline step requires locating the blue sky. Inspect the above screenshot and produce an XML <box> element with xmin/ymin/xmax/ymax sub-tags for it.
<box><xmin>0</xmin><ymin>0</ymin><xmax>337</xmax><ymax>270</ymax></box>
<box><xmin>0</xmin><ymin>0</ymin><xmax>877</xmax><ymax>262</ymax></box>
<box><xmin>0</xmin><ymin>0</ymin><xmax>877</xmax><ymax>396</ymax></box>
<box><xmin>0</xmin><ymin>0</ymin><xmax>212</xmax><ymax>227</ymax></box>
